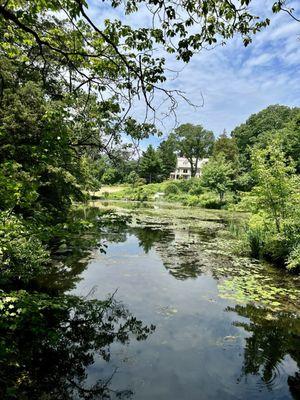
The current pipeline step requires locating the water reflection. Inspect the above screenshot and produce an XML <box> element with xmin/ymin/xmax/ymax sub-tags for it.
<box><xmin>4</xmin><ymin>203</ymin><xmax>298</xmax><ymax>399</ymax></box>
<box><xmin>88</xmin><ymin>203</ymin><xmax>300</xmax><ymax>399</ymax></box>
<box><xmin>0</xmin><ymin>292</ymin><xmax>154</xmax><ymax>399</ymax></box>
<box><xmin>128</xmin><ymin>224</ymin><xmax>208</xmax><ymax>279</ymax></box>
<box><xmin>227</xmin><ymin>304</ymin><xmax>300</xmax><ymax>398</ymax></box>
<box><xmin>0</xmin><ymin>208</ymin><xmax>155</xmax><ymax>400</ymax></box>
<box><xmin>134</xmin><ymin>227</ymin><xmax>173</xmax><ymax>254</ymax></box>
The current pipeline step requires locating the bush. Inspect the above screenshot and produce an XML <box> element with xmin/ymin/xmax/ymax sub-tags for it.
<box><xmin>286</xmin><ymin>245</ymin><xmax>300</xmax><ymax>271</ymax></box>
<box><xmin>238</xmin><ymin>140</ymin><xmax>300</xmax><ymax>272</ymax></box>
<box><xmin>125</xmin><ymin>171</ymin><xmax>140</xmax><ymax>187</ymax></box>
<box><xmin>183</xmin><ymin>195</ymin><xmax>201</xmax><ymax>207</ymax></box>
<box><xmin>245</xmin><ymin>215</ymin><xmax>267</xmax><ymax>258</ymax></box>
<box><xmin>135</xmin><ymin>188</ymin><xmax>149</xmax><ymax>201</ymax></box>
<box><xmin>0</xmin><ymin>213</ymin><xmax>50</xmax><ymax>285</ymax></box>
<box><xmin>164</xmin><ymin>183</ymin><xmax>180</xmax><ymax>195</ymax></box>
<box><xmin>188</xmin><ymin>181</ymin><xmax>204</xmax><ymax>195</ymax></box>
<box><xmin>174</xmin><ymin>178</ymin><xmax>198</xmax><ymax>192</ymax></box>
<box><xmin>197</xmin><ymin>192</ymin><xmax>224</xmax><ymax>209</ymax></box>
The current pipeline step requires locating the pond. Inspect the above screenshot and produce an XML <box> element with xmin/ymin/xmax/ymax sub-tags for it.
<box><xmin>71</xmin><ymin>201</ymin><xmax>300</xmax><ymax>400</ymax></box>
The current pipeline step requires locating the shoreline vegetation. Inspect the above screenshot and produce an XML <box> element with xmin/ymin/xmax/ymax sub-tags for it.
<box><xmin>0</xmin><ymin>0</ymin><xmax>299</xmax><ymax>397</ymax></box>
<box><xmin>91</xmin><ymin>151</ymin><xmax>300</xmax><ymax>274</ymax></box>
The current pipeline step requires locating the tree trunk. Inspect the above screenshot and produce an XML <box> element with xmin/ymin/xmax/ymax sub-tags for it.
<box><xmin>194</xmin><ymin>157</ymin><xmax>199</xmax><ymax>177</ymax></box>
<box><xmin>189</xmin><ymin>159</ymin><xmax>195</xmax><ymax>177</ymax></box>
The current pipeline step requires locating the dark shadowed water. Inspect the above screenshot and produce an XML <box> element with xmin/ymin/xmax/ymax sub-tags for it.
<box><xmin>71</xmin><ymin>202</ymin><xmax>300</xmax><ymax>400</ymax></box>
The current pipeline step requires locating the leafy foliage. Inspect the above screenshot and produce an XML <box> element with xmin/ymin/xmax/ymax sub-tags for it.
<box><xmin>139</xmin><ymin>145</ymin><xmax>163</xmax><ymax>183</ymax></box>
<box><xmin>174</xmin><ymin>123</ymin><xmax>214</xmax><ymax>176</ymax></box>
<box><xmin>201</xmin><ymin>154</ymin><xmax>235</xmax><ymax>201</ymax></box>
<box><xmin>232</xmin><ymin>105</ymin><xmax>300</xmax><ymax>168</ymax></box>
<box><xmin>238</xmin><ymin>140</ymin><xmax>300</xmax><ymax>270</ymax></box>
<box><xmin>157</xmin><ymin>134</ymin><xmax>177</xmax><ymax>179</ymax></box>
<box><xmin>0</xmin><ymin>0</ymin><xmax>271</xmax><ymax>119</ymax></box>
<box><xmin>213</xmin><ymin>131</ymin><xmax>239</xmax><ymax>164</ymax></box>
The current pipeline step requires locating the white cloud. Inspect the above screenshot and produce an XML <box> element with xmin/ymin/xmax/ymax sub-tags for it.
<box><xmin>86</xmin><ymin>0</ymin><xmax>300</xmax><ymax>139</ymax></box>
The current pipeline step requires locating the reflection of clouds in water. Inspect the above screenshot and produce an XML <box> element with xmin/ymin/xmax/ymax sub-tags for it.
<box><xmin>73</xmin><ymin>203</ymin><xmax>300</xmax><ymax>399</ymax></box>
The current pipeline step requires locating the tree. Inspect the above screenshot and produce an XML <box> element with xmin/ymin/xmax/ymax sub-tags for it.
<box><xmin>101</xmin><ymin>167</ymin><xmax>119</xmax><ymax>185</ymax></box>
<box><xmin>79</xmin><ymin>156</ymin><xmax>102</xmax><ymax>194</ymax></box>
<box><xmin>201</xmin><ymin>154</ymin><xmax>234</xmax><ymax>201</ymax></box>
<box><xmin>259</xmin><ymin>111</ymin><xmax>300</xmax><ymax>173</ymax></box>
<box><xmin>239</xmin><ymin>139</ymin><xmax>300</xmax><ymax>270</ymax></box>
<box><xmin>174</xmin><ymin>124</ymin><xmax>214</xmax><ymax>177</ymax></box>
<box><xmin>139</xmin><ymin>145</ymin><xmax>162</xmax><ymax>183</ymax></box>
<box><xmin>125</xmin><ymin>171</ymin><xmax>140</xmax><ymax>187</ymax></box>
<box><xmin>157</xmin><ymin>134</ymin><xmax>177</xmax><ymax>179</ymax></box>
<box><xmin>0</xmin><ymin>1</ymin><xmax>270</xmax><ymax>119</ymax></box>
<box><xmin>278</xmin><ymin>111</ymin><xmax>300</xmax><ymax>173</ymax></box>
<box><xmin>232</xmin><ymin>105</ymin><xmax>300</xmax><ymax>168</ymax></box>
<box><xmin>247</xmin><ymin>140</ymin><xmax>298</xmax><ymax>233</ymax></box>
<box><xmin>0</xmin><ymin>78</ymin><xmax>83</xmax><ymax>217</ymax></box>
<box><xmin>213</xmin><ymin>130</ymin><xmax>239</xmax><ymax>164</ymax></box>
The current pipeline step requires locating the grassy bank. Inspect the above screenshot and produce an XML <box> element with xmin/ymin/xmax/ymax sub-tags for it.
<box><xmin>93</xmin><ymin>180</ymin><xmax>236</xmax><ymax>209</ymax></box>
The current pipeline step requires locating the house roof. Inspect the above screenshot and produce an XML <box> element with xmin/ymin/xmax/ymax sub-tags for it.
<box><xmin>176</xmin><ymin>157</ymin><xmax>209</xmax><ymax>169</ymax></box>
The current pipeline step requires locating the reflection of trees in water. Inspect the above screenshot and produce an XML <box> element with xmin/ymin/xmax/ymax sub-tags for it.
<box><xmin>0</xmin><ymin>208</ymin><xmax>155</xmax><ymax>399</ymax></box>
<box><xmin>132</xmin><ymin>218</ymin><xmax>300</xmax><ymax>397</ymax></box>
<box><xmin>0</xmin><ymin>292</ymin><xmax>154</xmax><ymax>399</ymax></box>
<box><xmin>156</xmin><ymin>235</ymin><xmax>205</xmax><ymax>280</ymax></box>
<box><xmin>133</xmin><ymin>226</ymin><xmax>206</xmax><ymax>280</ymax></box>
<box><xmin>98</xmin><ymin>217</ymin><xmax>204</xmax><ymax>281</ymax></box>
<box><xmin>85</xmin><ymin>209</ymin><xmax>211</xmax><ymax>281</ymax></box>
<box><xmin>38</xmin><ymin>208</ymin><xmax>132</xmax><ymax>294</ymax></box>
<box><xmin>133</xmin><ymin>227</ymin><xmax>174</xmax><ymax>254</ymax></box>
<box><xmin>226</xmin><ymin>304</ymin><xmax>300</xmax><ymax>399</ymax></box>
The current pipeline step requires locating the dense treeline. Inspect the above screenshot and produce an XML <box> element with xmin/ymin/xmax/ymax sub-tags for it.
<box><xmin>105</xmin><ymin>105</ymin><xmax>300</xmax><ymax>272</ymax></box>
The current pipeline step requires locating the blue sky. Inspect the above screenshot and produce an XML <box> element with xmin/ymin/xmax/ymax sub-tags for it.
<box><xmin>87</xmin><ymin>0</ymin><xmax>300</xmax><ymax>144</ymax></box>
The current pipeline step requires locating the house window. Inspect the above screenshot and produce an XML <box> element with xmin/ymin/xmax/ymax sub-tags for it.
<box><xmin>183</xmin><ymin>169</ymin><xmax>188</xmax><ymax>173</ymax></box>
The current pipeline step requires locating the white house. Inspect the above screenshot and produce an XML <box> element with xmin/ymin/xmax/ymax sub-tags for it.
<box><xmin>170</xmin><ymin>157</ymin><xmax>208</xmax><ymax>180</ymax></box>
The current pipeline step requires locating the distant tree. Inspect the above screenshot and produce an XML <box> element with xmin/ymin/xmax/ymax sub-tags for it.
<box><xmin>232</xmin><ymin>105</ymin><xmax>300</xmax><ymax>168</ymax></box>
<box><xmin>79</xmin><ymin>156</ymin><xmax>102</xmax><ymax>194</ymax></box>
<box><xmin>278</xmin><ymin>112</ymin><xmax>300</xmax><ymax>173</ymax></box>
<box><xmin>157</xmin><ymin>134</ymin><xmax>177</xmax><ymax>179</ymax></box>
<box><xmin>101</xmin><ymin>167</ymin><xmax>119</xmax><ymax>184</ymax></box>
<box><xmin>201</xmin><ymin>154</ymin><xmax>234</xmax><ymax>202</ymax></box>
<box><xmin>125</xmin><ymin>171</ymin><xmax>140</xmax><ymax>187</ymax></box>
<box><xmin>139</xmin><ymin>145</ymin><xmax>162</xmax><ymax>183</ymax></box>
<box><xmin>213</xmin><ymin>130</ymin><xmax>239</xmax><ymax>164</ymax></box>
<box><xmin>258</xmin><ymin>111</ymin><xmax>300</xmax><ymax>173</ymax></box>
<box><xmin>96</xmin><ymin>151</ymin><xmax>139</xmax><ymax>184</ymax></box>
<box><xmin>174</xmin><ymin>124</ymin><xmax>214</xmax><ymax>177</ymax></box>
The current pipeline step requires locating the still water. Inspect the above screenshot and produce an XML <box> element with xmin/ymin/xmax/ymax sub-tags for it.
<box><xmin>71</xmin><ymin>202</ymin><xmax>300</xmax><ymax>400</ymax></box>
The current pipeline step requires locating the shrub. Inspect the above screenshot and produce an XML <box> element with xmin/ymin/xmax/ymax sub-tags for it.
<box><xmin>245</xmin><ymin>214</ymin><xmax>267</xmax><ymax>258</ymax></box>
<box><xmin>188</xmin><ymin>181</ymin><xmax>203</xmax><ymax>195</ymax></box>
<box><xmin>125</xmin><ymin>171</ymin><xmax>140</xmax><ymax>187</ymax></box>
<box><xmin>135</xmin><ymin>188</ymin><xmax>148</xmax><ymax>201</ymax></box>
<box><xmin>175</xmin><ymin>178</ymin><xmax>198</xmax><ymax>192</ymax></box>
<box><xmin>238</xmin><ymin>140</ymin><xmax>300</xmax><ymax>271</ymax></box>
<box><xmin>183</xmin><ymin>195</ymin><xmax>201</xmax><ymax>207</ymax></box>
<box><xmin>164</xmin><ymin>183</ymin><xmax>180</xmax><ymax>195</ymax></box>
<box><xmin>286</xmin><ymin>245</ymin><xmax>300</xmax><ymax>271</ymax></box>
<box><xmin>0</xmin><ymin>213</ymin><xmax>50</xmax><ymax>285</ymax></box>
<box><xmin>198</xmin><ymin>192</ymin><xmax>224</xmax><ymax>209</ymax></box>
